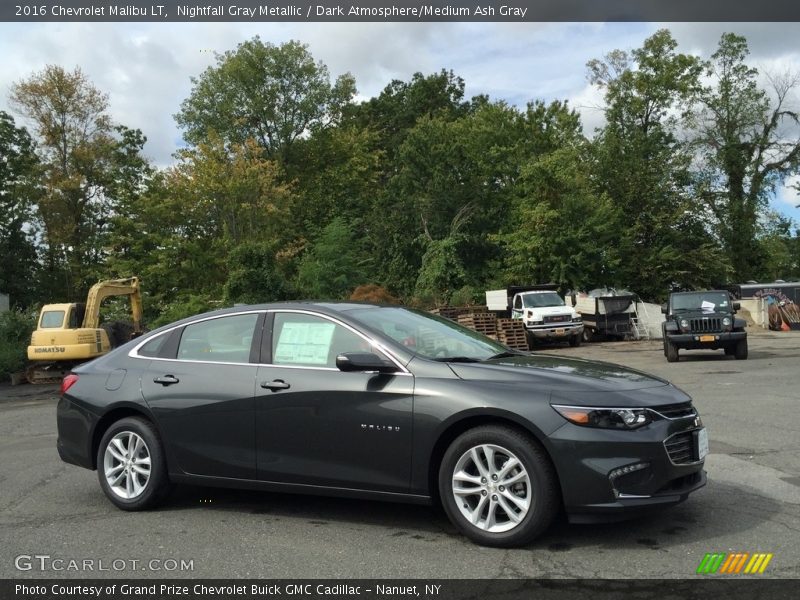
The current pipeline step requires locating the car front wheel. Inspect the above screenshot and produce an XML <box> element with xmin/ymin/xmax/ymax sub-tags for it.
<box><xmin>439</xmin><ymin>425</ymin><xmax>558</xmax><ymax>547</ymax></box>
<box><xmin>97</xmin><ymin>417</ymin><xmax>171</xmax><ymax>511</ymax></box>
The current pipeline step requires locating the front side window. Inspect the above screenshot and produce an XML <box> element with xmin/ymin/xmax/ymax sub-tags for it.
<box><xmin>271</xmin><ymin>313</ymin><xmax>372</xmax><ymax>368</ymax></box>
<box><xmin>40</xmin><ymin>310</ymin><xmax>65</xmax><ymax>328</ymax></box>
<box><xmin>177</xmin><ymin>313</ymin><xmax>259</xmax><ymax>363</ymax></box>
<box><xmin>349</xmin><ymin>307</ymin><xmax>506</xmax><ymax>361</ymax></box>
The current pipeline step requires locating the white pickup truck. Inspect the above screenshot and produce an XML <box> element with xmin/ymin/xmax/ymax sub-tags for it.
<box><xmin>485</xmin><ymin>286</ymin><xmax>584</xmax><ymax>346</ymax></box>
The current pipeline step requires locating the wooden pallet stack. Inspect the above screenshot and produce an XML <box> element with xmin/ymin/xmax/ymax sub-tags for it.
<box><xmin>496</xmin><ymin>319</ymin><xmax>530</xmax><ymax>351</ymax></box>
<box><xmin>457</xmin><ymin>311</ymin><xmax>498</xmax><ymax>339</ymax></box>
<box><xmin>432</xmin><ymin>305</ymin><xmax>486</xmax><ymax>322</ymax></box>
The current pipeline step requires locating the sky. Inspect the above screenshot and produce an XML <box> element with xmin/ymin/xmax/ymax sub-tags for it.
<box><xmin>1</xmin><ymin>21</ymin><xmax>799</xmax><ymax>222</ymax></box>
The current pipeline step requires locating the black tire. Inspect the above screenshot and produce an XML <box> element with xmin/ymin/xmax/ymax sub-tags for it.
<box><xmin>582</xmin><ymin>328</ymin><xmax>595</xmax><ymax>343</ymax></box>
<box><xmin>569</xmin><ymin>334</ymin><xmax>581</xmax><ymax>347</ymax></box>
<box><xmin>734</xmin><ymin>338</ymin><xmax>748</xmax><ymax>360</ymax></box>
<box><xmin>438</xmin><ymin>425</ymin><xmax>559</xmax><ymax>547</ymax></box>
<box><xmin>724</xmin><ymin>347</ymin><xmax>735</xmax><ymax>356</ymax></box>
<box><xmin>96</xmin><ymin>417</ymin><xmax>172</xmax><ymax>511</ymax></box>
<box><xmin>665</xmin><ymin>339</ymin><xmax>679</xmax><ymax>362</ymax></box>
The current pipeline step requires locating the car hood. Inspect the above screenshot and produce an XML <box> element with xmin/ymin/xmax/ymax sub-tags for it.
<box><xmin>449</xmin><ymin>354</ymin><xmax>670</xmax><ymax>393</ymax></box>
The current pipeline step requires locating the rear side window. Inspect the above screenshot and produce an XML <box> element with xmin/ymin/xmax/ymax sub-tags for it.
<box><xmin>40</xmin><ymin>310</ymin><xmax>65</xmax><ymax>328</ymax></box>
<box><xmin>138</xmin><ymin>334</ymin><xmax>169</xmax><ymax>358</ymax></box>
<box><xmin>177</xmin><ymin>314</ymin><xmax>259</xmax><ymax>363</ymax></box>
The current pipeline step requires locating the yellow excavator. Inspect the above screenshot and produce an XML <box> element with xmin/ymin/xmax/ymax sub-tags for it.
<box><xmin>26</xmin><ymin>277</ymin><xmax>143</xmax><ymax>383</ymax></box>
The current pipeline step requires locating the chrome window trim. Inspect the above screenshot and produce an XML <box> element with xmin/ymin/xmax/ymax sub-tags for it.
<box><xmin>128</xmin><ymin>310</ymin><xmax>264</xmax><ymax>365</ymax></box>
<box><xmin>128</xmin><ymin>307</ymin><xmax>411</xmax><ymax>375</ymax></box>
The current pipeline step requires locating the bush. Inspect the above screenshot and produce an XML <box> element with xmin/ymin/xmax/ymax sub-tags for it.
<box><xmin>0</xmin><ymin>308</ymin><xmax>36</xmax><ymax>381</ymax></box>
<box><xmin>349</xmin><ymin>284</ymin><xmax>399</xmax><ymax>304</ymax></box>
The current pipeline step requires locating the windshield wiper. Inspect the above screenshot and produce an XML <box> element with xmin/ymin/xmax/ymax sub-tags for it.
<box><xmin>484</xmin><ymin>351</ymin><xmax>526</xmax><ymax>360</ymax></box>
<box><xmin>432</xmin><ymin>356</ymin><xmax>481</xmax><ymax>363</ymax></box>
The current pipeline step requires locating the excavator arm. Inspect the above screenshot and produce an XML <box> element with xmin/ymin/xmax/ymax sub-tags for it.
<box><xmin>81</xmin><ymin>277</ymin><xmax>143</xmax><ymax>332</ymax></box>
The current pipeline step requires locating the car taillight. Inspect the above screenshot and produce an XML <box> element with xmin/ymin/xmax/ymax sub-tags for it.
<box><xmin>61</xmin><ymin>374</ymin><xmax>79</xmax><ymax>395</ymax></box>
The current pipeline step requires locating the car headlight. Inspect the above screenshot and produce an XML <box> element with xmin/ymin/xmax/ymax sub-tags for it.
<box><xmin>722</xmin><ymin>317</ymin><xmax>731</xmax><ymax>327</ymax></box>
<box><xmin>680</xmin><ymin>319</ymin><xmax>689</xmax><ymax>329</ymax></box>
<box><xmin>552</xmin><ymin>405</ymin><xmax>652</xmax><ymax>429</ymax></box>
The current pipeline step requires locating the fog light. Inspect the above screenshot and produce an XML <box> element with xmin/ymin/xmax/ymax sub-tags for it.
<box><xmin>609</xmin><ymin>462</ymin><xmax>648</xmax><ymax>480</ymax></box>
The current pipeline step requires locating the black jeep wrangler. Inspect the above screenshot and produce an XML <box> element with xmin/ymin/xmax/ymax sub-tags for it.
<box><xmin>661</xmin><ymin>290</ymin><xmax>748</xmax><ymax>362</ymax></box>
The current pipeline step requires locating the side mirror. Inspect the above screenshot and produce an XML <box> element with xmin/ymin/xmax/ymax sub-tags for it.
<box><xmin>661</xmin><ymin>304</ymin><xmax>668</xmax><ymax>314</ymax></box>
<box><xmin>336</xmin><ymin>352</ymin><xmax>398</xmax><ymax>374</ymax></box>
<box><xmin>733</xmin><ymin>302</ymin><xmax>741</xmax><ymax>312</ymax></box>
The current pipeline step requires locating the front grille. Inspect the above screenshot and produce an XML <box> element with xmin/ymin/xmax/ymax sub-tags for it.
<box><xmin>652</xmin><ymin>402</ymin><xmax>696</xmax><ymax>419</ymax></box>
<box><xmin>544</xmin><ymin>315</ymin><xmax>570</xmax><ymax>323</ymax></box>
<box><xmin>689</xmin><ymin>317</ymin><xmax>722</xmax><ymax>333</ymax></box>
<box><xmin>664</xmin><ymin>431</ymin><xmax>697</xmax><ymax>464</ymax></box>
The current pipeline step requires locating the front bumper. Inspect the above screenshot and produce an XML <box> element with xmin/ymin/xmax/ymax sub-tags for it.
<box><xmin>525</xmin><ymin>323</ymin><xmax>583</xmax><ymax>338</ymax></box>
<box><xmin>668</xmin><ymin>331</ymin><xmax>745</xmax><ymax>350</ymax></box>
<box><xmin>546</xmin><ymin>412</ymin><xmax>706</xmax><ymax>521</ymax></box>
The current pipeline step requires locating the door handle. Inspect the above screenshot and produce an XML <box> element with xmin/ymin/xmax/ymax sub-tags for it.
<box><xmin>153</xmin><ymin>375</ymin><xmax>180</xmax><ymax>386</ymax></box>
<box><xmin>261</xmin><ymin>379</ymin><xmax>290</xmax><ymax>391</ymax></box>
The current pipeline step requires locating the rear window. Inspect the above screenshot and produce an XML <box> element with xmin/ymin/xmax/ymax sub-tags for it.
<box><xmin>40</xmin><ymin>310</ymin><xmax>65</xmax><ymax>328</ymax></box>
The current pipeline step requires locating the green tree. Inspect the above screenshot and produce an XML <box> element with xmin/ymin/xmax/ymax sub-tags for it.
<box><xmin>296</xmin><ymin>217</ymin><xmax>368</xmax><ymax>299</ymax></box>
<box><xmin>588</xmin><ymin>29</ymin><xmax>729</xmax><ymax>299</ymax></box>
<box><xmin>224</xmin><ymin>243</ymin><xmax>290</xmax><ymax>304</ymax></box>
<box><xmin>9</xmin><ymin>65</ymin><xmax>150</xmax><ymax>300</ymax></box>
<box><xmin>501</xmin><ymin>147</ymin><xmax>621</xmax><ymax>291</ymax></box>
<box><xmin>692</xmin><ymin>33</ymin><xmax>800</xmax><ymax>280</ymax></box>
<box><xmin>176</xmin><ymin>38</ymin><xmax>356</xmax><ymax>166</ymax></box>
<box><xmin>0</xmin><ymin>111</ymin><xmax>41</xmax><ymax>307</ymax></box>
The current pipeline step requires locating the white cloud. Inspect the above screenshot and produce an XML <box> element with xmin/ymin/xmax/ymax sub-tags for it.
<box><xmin>778</xmin><ymin>175</ymin><xmax>800</xmax><ymax>208</ymax></box>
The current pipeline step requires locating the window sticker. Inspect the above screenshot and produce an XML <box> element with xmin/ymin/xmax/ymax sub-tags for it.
<box><xmin>274</xmin><ymin>321</ymin><xmax>336</xmax><ymax>365</ymax></box>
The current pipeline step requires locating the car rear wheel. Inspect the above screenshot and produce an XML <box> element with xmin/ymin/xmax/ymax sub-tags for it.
<box><xmin>665</xmin><ymin>340</ymin><xmax>679</xmax><ymax>362</ymax></box>
<box><xmin>734</xmin><ymin>338</ymin><xmax>748</xmax><ymax>360</ymax></box>
<box><xmin>439</xmin><ymin>425</ymin><xmax>558</xmax><ymax>547</ymax></box>
<box><xmin>97</xmin><ymin>417</ymin><xmax>171</xmax><ymax>510</ymax></box>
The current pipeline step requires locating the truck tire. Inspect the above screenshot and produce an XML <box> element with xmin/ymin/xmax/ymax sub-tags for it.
<box><xmin>734</xmin><ymin>338</ymin><xmax>748</xmax><ymax>360</ymax></box>
<box><xmin>582</xmin><ymin>328</ymin><xmax>595</xmax><ymax>343</ymax></box>
<box><xmin>665</xmin><ymin>339</ymin><xmax>679</xmax><ymax>362</ymax></box>
<box><xmin>569</xmin><ymin>334</ymin><xmax>581</xmax><ymax>347</ymax></box>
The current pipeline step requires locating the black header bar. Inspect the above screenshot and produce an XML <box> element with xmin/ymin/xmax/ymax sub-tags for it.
<box><xmin>4</xmin><ymin>1</ymin><xmax>800</xmax><ymax>22</ymax></box>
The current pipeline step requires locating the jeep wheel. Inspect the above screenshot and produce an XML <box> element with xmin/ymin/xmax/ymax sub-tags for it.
<box><xmin>665</xmin><ymin>340</ymin><xmax>679</xmax><ymax>362</ymax></box>
<box><xmin>724</xmin><ymin>347</ymin><xmax>735</xmax><ymax>356</ymax></box>
<box><xmin>734</xmin><ymin>338</ymin><xmax>748</xmax><ymax>360</ymax></box>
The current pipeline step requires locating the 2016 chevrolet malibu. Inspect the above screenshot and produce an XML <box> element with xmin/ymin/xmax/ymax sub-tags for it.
<box><xmin>57</xmin><ymin>303</ymin><xmax>707</xmax><ymax>547</ymax></box>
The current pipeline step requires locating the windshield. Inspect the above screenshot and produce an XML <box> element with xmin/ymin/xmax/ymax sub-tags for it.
<box><xmin>522</xmin><ymin>292</ymin><xmax>564</xmax><ymax>308</ymax></box>
<box><xmin>671</xmin><ymin>292</ymin><xmax>731</xmax><ymax>312</ymax></box>
<box><xmin>348</xmin><ymin>307</ymin><xmax>507</xmax><ymax>361</ymax></box>
<box><xmin>40</xmin><ymin>310</ymin><xmax>65</xmax><ymax>328</ymax></box>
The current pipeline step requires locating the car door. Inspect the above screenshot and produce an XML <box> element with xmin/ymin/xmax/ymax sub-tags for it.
<box><xmin>255</xmin><ymin>310</ymin><xmax>414</xmax><ymax>492</ymax></box>
<box><xmin>140</xmin><ymin>312</ymin><xmax>263</xmax><ymax>480</ymax></box>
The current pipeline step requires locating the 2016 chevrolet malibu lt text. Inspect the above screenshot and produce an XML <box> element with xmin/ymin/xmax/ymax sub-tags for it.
<box><xmin>57</xmin><ymin>303</ymin><xmax>707</xmax><ymax>547</ymax></box>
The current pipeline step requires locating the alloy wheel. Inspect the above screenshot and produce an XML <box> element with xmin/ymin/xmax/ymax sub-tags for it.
<box><xmin>103</xmin><ymin>431</ymin><xmax>151</xmax><ymax>500</ymax></box>
<box><xmin>451</xmin><ymin>443</ymin><xmax>531</xmax><ymax>533</ymax></box>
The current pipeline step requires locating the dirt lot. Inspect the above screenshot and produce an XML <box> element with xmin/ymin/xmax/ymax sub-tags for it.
<box><xmin>1</xmin><ymin>331</ymin><xmax>798</xmax><ymax>579</ymax></box>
